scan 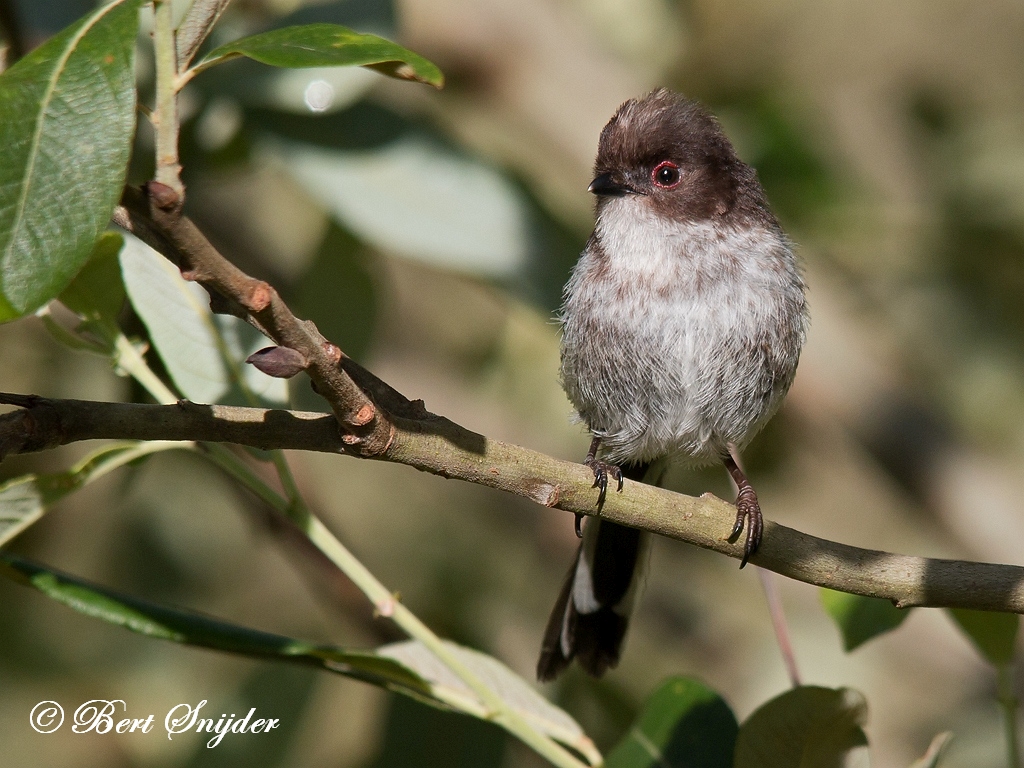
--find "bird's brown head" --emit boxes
[590,89,773,227]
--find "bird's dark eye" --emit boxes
[651,161,681,188]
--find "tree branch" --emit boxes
[3,393,1024,615]
[100,182,1024,617]
[113,185,393,450]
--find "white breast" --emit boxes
[560,197,806,465]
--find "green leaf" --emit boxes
[820,589,912,651]
[0,0,142,322]
[734,686,870,768]
[0,442,170,547]
[196,24,443,88]
[604,677,737,768]
[377,640,599,763]
[0,551,594,756]
[0,552,431,696]
[58,230,126,326]
[40,230,128,354]
[949,608,1019,667]
[4,546,594,758]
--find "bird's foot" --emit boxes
[583,455,623,514]
[728,485,763,568]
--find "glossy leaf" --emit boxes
[0,552,431,696]
[820,589,912,651]
[949,608,1019,667]
[734,686,869,768]
[0,442,169,548]
[0,0,141,322]
[378,640,599,764]
[604,677,737,768]
[196,24,443,88]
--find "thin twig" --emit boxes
[757,567,801,687]
[197,439,591,768]
[114,185,389,449]
[152,1,183,196]
[4,394,1024,615]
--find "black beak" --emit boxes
[588,173,635,197]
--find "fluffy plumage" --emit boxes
[538,89,808,681]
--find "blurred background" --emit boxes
[3,0,1024,765]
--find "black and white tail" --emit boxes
[536,462,656,681]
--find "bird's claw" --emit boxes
[583,456,623,509]
[728,486,763,569]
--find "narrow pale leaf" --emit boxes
[604,677,737,768]
[734,686,870,768]
[120,235,288,405]
[197,24,443,87]
[120,235,229,403]
[821,588,912,651]
[0,0,142,321]
[378,639,599,763]
[949,608,1019,667]
[0,442,163,547]
[0,552,431,696]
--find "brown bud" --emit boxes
[146,181,180,211]
[246,346,308,378]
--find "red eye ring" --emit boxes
[651,161,681,188]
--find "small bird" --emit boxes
[537,89,808,681]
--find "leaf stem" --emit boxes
[152,0,183,196]
[758,566,801,687]
[113,332,177,404]
[176,52,233,90]
[201,447,590,768]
